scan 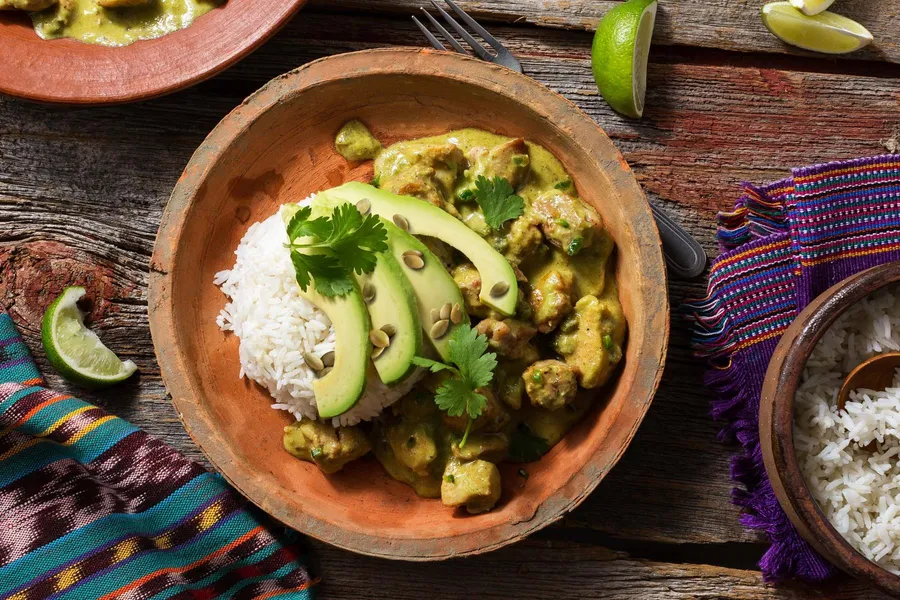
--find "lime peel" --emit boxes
[42,286,137,388]
[762,2,873,55]
[591,0,658,119]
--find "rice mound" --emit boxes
[794,283,900,573]
[215,203,414,427]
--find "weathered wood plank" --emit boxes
[309,538,891,599]
[1,16,899,599]
[309,0,900,64]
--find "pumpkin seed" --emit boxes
[430,308,441,323]
[369,329,390,348]
[440,302,451,320]
[402,249,423,259]
[430,319,450,339]
[393,214,410,232]
[356,198,371,215]
[362,282,376,303]
[380,323,397,338]
[402,253,425,270]
[490,281,510,298]
[450,303,463,324]
[319,367,333,378]
[321,351,335,367]
[372,346,385,360]
[303,352,324,371]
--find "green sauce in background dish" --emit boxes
[31,0,223,47]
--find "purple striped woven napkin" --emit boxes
[685,154,900,581]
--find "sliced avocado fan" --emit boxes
[321,182,519,317]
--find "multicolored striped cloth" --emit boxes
[0,311,319,599]
[686,154,900,582]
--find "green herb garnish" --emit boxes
[508,423,550,463]
[566,236,584,256]
[554,179,572,191]
[310,447,323,459]
[412,324,497,447]
[602,334,613,350]
[444,474,455,484]
[370,174,381,188]
[285,204,388,297]
[457,189,475,202]
[512,156,528,167]
[532,371,543,384]
[472,175,525,231]
[558,218,570,228]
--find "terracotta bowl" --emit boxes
[761,261,900,595]
[0,0,305,104]
[148,48,669,560]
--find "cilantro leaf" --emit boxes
[287,206,332,241]
[447,324,496,389]
[284,201,388,298]
[508,423,550,463]
[414,324,497,447]
[411,356,457,374]
[472,175,525,230]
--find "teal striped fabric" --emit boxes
[0,311,319,599]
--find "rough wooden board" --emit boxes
[309,538,891,599]
[0,10,898,595]
[309,0,900,64]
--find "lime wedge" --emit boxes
[789,0,836,16]
[591,0,658,119]
[42,287,137,388]
[762,3,873,54]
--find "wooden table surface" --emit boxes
[2,1,899,598]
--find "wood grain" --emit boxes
[1,6,898,597]
[310,0,900,64]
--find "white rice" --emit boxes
[794,284,900,573]
[214,201,413,427]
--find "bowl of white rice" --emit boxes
[762,261,900,595]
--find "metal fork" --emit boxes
[413,0,522,73]
[412,1,707,279]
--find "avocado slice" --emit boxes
[382,221,466,362]
[309,193,456,365]
[281,204,371,418]
[321,182,519,316]
[355,246,423,385]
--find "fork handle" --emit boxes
[650,203,708,279]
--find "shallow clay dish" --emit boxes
[149,48,669,560]
[0,0,305,104]
[761,261,900,595]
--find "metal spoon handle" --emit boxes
[650,203,707,279]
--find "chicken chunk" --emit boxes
[523,360,579,411]
[0,0,56,9]
[97,0,152,6]
[553,295,626,388]
[462,137,530,191]
[385,419,439,476]
[475,317,537,359]
[452,262,491,318]
[503,213,544,266]
[283,420,371,474]
[529,268,574,333]
[376,142,465,212]
[451,432,509,462]
[441,459,502,514]
[531,190,601,256]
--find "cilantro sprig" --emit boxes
[412,324,498,447]
[472,175,525,231]
[285,203,388,297]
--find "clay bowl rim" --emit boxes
[0,0,306,105]
[761,261,900,595]
[148,47,669,560]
